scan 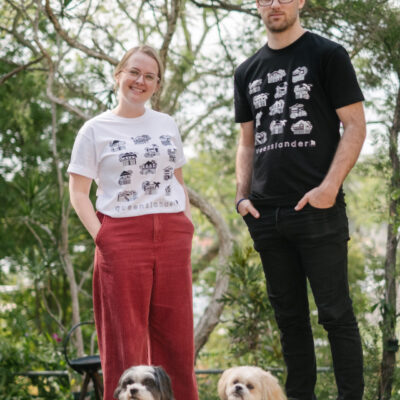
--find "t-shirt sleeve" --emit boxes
[323,45,364,110]
[67,124,98,180]
[234,70,253,123]
[170,118,186,169]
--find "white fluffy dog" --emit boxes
[114,365,174,400]
[218,366,287,400]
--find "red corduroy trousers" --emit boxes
[93,211,198,400]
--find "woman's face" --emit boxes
[115,51,160,108]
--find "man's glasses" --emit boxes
[123,68,159,83]
[258,0,294,6]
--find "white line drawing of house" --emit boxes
[248,79,262,94]
[144,144,160,157]
[292,66,308,83]
[267,69,286,84]
[109,140,126,152]
[255,131,267,145]
[119,152,138,166]
[253,93,269,109]
[117,190,137,202]
[294,83,312,100]
[270,120,287,135]
[140,160,157,175]
[118,170,133,185]
[160,135,172,145]
[255,111,263,128]
[291,120,313,134]
[132,134,151,144]
[274,82,288,98]
[163,166,174,180]
[142,181,160,195]
[289,103,308,119]
[269,99,285,116]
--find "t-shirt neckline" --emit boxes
[265,31,310,54]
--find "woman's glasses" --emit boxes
[123,68,159,83]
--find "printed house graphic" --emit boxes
[292,66,308,83]
[248,79,262,94]
[140,160,157,175]
[165,185,172,196]
[144,144,160,157]
[163,166,174,180]
[142,181,160,195]
[109,140,126,152]
[294,83,312,100]
[133,134,151,144]
[119,152,137,166]
[255,111,263,127]
[118,170,133,185]
[253,93,269,109]
[274,82,288,98]
[289,104,307,119]
[160,135,172,145]
[168,148,177,162]
[268,69,286,83]
[117,190,137,202]
[269,100,285,116]
[270,120,287,135]
[291,120,313,135]
[255,131,267,145]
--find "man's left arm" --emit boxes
[295,101,366,210]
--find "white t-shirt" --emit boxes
[67,109,187,218]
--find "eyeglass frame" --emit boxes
[257,0,294,6]
[121,67,160,83]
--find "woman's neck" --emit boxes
[112,103,146,118]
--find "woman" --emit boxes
[68,45,199,400]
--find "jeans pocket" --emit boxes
[94,214,109,246]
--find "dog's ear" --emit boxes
[154,366,175,400]
[113,383,122,400]
[260,370,287,400]
[217,369,230,400]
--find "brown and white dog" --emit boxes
[114,365,174,400]
[218,366,287,400]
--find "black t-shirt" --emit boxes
[234,31,364,207]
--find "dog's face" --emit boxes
[114,365,174,400]
[217,366,286,400]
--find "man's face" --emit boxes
[257,0,304,33]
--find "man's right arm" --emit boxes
[235,120,259,218]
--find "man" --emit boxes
[234,0,366,399]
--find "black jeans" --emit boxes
[243,203,364,400]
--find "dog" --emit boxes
[114,365,175,400]
[218,366,287,400]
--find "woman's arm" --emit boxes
[69,173,101,240]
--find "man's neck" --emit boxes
[267,24,306,50]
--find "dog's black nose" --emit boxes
[130,387,138,395]
[234,385,243,392]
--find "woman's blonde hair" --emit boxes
[113,45,164,91]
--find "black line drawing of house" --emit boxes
[274,82,288,98]
[270,120,287,135]
[168,148,177,162]
[159,135,172,145]
[292,66,308,83]
[118,170,133,185]
[142,181,160,195]
[267,69,286,84]
[248,79,262,94]
[144,144,160,157]
[269,99,285,116]
[165,185,172,196]
[255,131,267,145]
[289,103,307,119]
[291,120,313,135]
[294,83,312,100]
[253,93,269,109]
[109,140,126,152]
[255,111,263,128]
[163,166,174,180]
[132,134,151,144]
[139,160,157,175]
[117,190,137,202]
[119,152,138,166]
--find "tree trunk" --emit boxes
[378,81,400,399]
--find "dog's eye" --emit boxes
[143,378,155,387]
[124,378,134,387]
[247,384,254,390]
[233,380,239,385]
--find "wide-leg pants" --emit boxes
[93,211,199,400]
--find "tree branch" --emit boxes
[0,56,44,85]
